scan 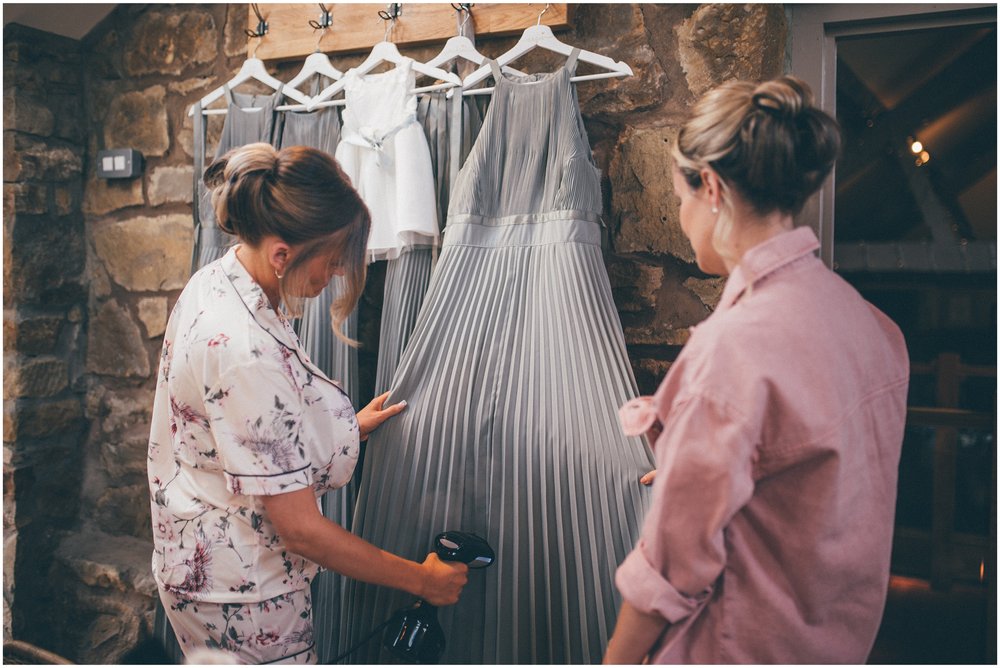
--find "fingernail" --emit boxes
[399,400,408,407]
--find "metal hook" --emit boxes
[308,4,333,30]
[452,3,472,35]
[536,3,550,25]
[378,4,402,42]
[244,3,268,39]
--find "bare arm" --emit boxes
[603,601,668,664]
[262,487,467,606]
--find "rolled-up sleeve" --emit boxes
[616,393,757,622]
[204,357,312,497]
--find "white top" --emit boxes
[147,246,360,603]
[335,57,440,262]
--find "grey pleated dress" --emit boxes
[154,85,288,665]
[341,52,655,664]
[190,85,286,272]
[374,92,489,394]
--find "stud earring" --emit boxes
[711,205,719,214]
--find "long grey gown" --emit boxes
[154,84,288,664]
[341,51,655,664]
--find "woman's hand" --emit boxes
[417,553,469,606]
[357,391,407,441]
[640,470,657,486]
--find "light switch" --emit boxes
[97,149,143,179]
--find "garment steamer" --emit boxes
[332,531,495,664]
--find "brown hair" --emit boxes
[673,75,841,218]
[204,143,370,345]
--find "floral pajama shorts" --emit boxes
[160,588,316,664]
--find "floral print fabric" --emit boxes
[148,246,360,605]
[160,587,316,664]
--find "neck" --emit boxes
[722,208,795,273]
[235,244,281,309]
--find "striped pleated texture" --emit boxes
[372,93,488,395]
[341,66,654,663]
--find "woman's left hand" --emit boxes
[357,392,408,441]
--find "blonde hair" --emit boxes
[204,143,370,346]
[673,76,841,261]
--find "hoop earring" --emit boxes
[275,269,284,280]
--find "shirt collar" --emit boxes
[718,226,821,310]
[219,245,301,351]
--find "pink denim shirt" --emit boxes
[615,227,909,663]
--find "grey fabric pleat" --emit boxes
[191,86,286,272]
[154,85,290,665]
[373,93,489,395]
[342,57,655,664]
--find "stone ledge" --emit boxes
[54,530,156,598]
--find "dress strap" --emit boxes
[487,58,503,84]
[223,83,234,104]
[566,48,581,76]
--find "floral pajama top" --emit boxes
[147,246,360,604]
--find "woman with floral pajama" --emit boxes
[147,143,468,664]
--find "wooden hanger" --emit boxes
[461,4,633,96]
[277,14,343,113]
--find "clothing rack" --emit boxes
[249,3,571,62]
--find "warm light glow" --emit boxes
[920,151,930,162]
[980,559,985,582]
[910,140,924,154]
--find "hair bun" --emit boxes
[751,77,812,120]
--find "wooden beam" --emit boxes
[249,3,572,63]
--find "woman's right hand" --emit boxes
[418,552,469,606]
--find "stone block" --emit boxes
[683,276,726,310]
[103,85,169,158]
[95,484,152,538]
[607,257,665,313]
[633,358,674,396]
[4,356,69,399]
[54,184,77,216]
[4,183,47,215]
[148,165,193,206]
[6,133,84,182]
[623,324,691,347]
[55,530,157,596]
[6,94,55,137]
[98,387,154,435]
[91,215,193,292]
[573,4,668,117]
[90,260,112,300]
[136,297,168,338]
[225,4,249,58]
[83,172,144,216]
[5,209,85,304]
[123,9,217,77]
[676,4,787,99]
[610,125,694,261]
[8,315,63,355]
[100,431,150,480]
[16,398,84,439]
[86,300,151,378]
[168,77,214,97]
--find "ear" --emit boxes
[700,168,722,211]
[265,238,292,277]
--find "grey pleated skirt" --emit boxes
[341,56,654,664]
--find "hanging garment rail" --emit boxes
[250,3,571,62]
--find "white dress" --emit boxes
[335,58,439,262]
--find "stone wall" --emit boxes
[3,4,788,661]
[3,22,89,650]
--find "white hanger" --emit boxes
[307,15,461,111]
[462,5,633,96]
[189,41,312,116]
[276,24,343,113]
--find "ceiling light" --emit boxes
[910,139,923,154]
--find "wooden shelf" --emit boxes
[249,3,572,62]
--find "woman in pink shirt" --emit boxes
[604,77,909,663]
